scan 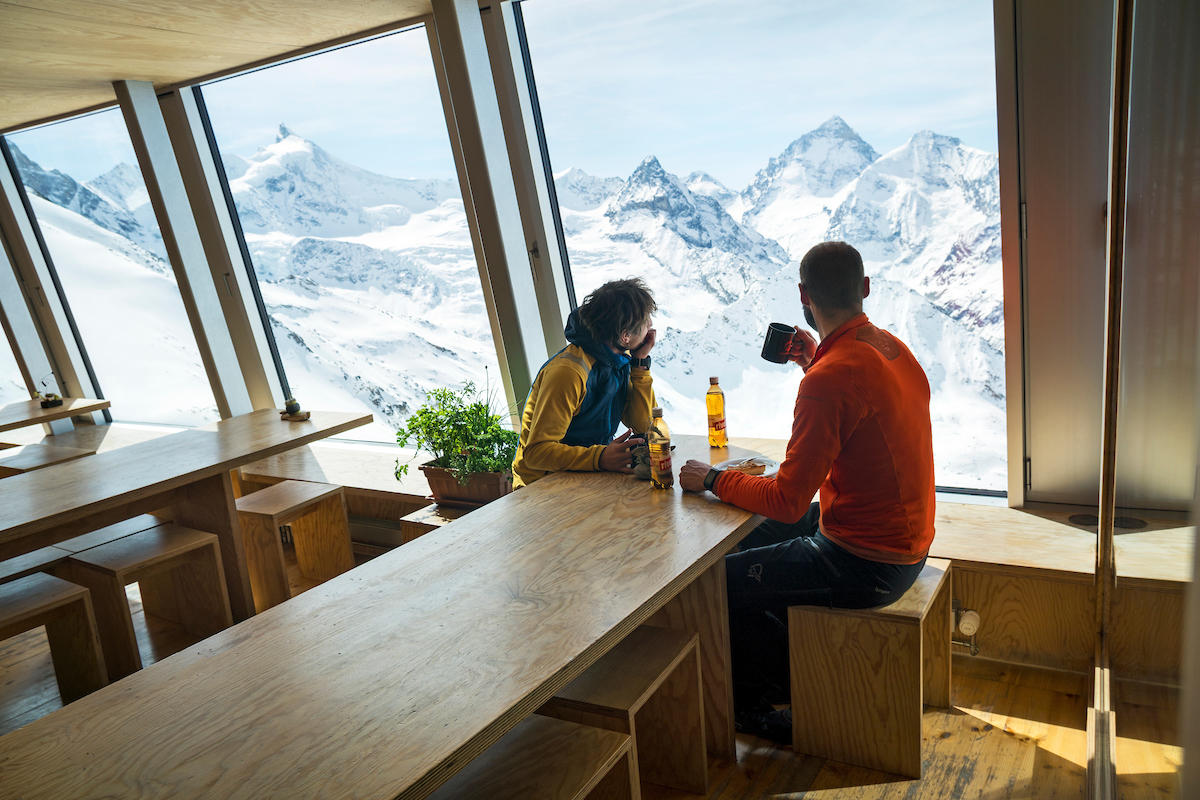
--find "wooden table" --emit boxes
[0,435,780,799]
[0,397,110,434]
[0,409,371,619]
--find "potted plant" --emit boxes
[394,381,519,507]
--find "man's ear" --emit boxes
[862,276,871,299]
[798,282,812,307]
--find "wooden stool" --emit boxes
[236,480,353,611]
[427,714,639,800]
[787,557,952,778]
[53,524,233,680]
[0,572,108,702]
[539,626,707,795]
[0,443,95,477]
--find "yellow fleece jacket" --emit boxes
[511,344,655,488]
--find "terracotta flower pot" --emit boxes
[419,461,513,508]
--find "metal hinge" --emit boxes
[1019,202,1028,241]
[1024,457,1032,491]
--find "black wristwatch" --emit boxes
[703,467,721,492]
[631,355,651,369]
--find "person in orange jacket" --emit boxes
[511,278,657,488]
[680,241,935,742]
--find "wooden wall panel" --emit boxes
[953,566,1095,673]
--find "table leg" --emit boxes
[173,472,255,621]
[647,558,736,761]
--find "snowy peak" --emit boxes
[228,124,459,236]
[867,130,998,212]
[10,144,161,257]
[742,116,879,207]
[685,171,735,206]
[87,163,147,211]
[553,167,622,211]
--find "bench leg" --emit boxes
[789,608,923,778]
[174,472,255,621]
[44,594,108,702]
[635,644,708,794]
[240,515,291,612]
[290,494,354,583]
[139,544,233,638]
[647,559,736,761]
[53,561,142,681]
[923,575,953,710]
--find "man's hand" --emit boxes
[599,429,643,473]
[679,459,712,493]
[631,328,656,360]
[786,326,817,367]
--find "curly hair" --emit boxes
[577,278,657,348]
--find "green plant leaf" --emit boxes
[395,381,518,485]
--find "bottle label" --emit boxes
[652,455,672,473]
[708,416,726,431]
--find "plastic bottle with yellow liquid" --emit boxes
[648,406,673,489]
[707,376,727,447]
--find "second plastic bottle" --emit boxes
[707,376,727,447]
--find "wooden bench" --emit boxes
[0,443,95,477]
[788,557,952,778]
[0,545,70,585]
[398,503,467,539]
[0,572,107,702]
[51,515,166,554]
[427,714,638,800]
[539,626,706,795]
[238,442,432,550]
[53,524,233,680]
[236,479,354,611]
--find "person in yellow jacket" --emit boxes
[511,278,657,488]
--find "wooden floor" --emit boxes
[643,659,1179,800]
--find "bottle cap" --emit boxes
[709,376,719,384]
[652,406,663,416]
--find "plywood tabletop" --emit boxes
[0,410,372,547]
[0,397,110,433]
[0,435,766,800]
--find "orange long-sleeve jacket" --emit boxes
[714,314,935,565]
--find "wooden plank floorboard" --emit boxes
[1114,681,1182,799]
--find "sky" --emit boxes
[8,0,998,190]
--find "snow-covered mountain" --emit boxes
[11,117,1006,487]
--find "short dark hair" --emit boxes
[577,278,657,348]
[799,241,866,311]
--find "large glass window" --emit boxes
[201,26,502,444]
[0,332,27,404]
[520,0,1005,490]
[7,110,219,425]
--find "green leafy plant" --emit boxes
[395,381,519,485]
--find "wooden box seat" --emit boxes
[788,557,952,778]
[53,523,233,680]
[236,479,354,611]
[0,572,107,702]
[539,626,707,795]
[427,714,638,800]
[397,503,467,539]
